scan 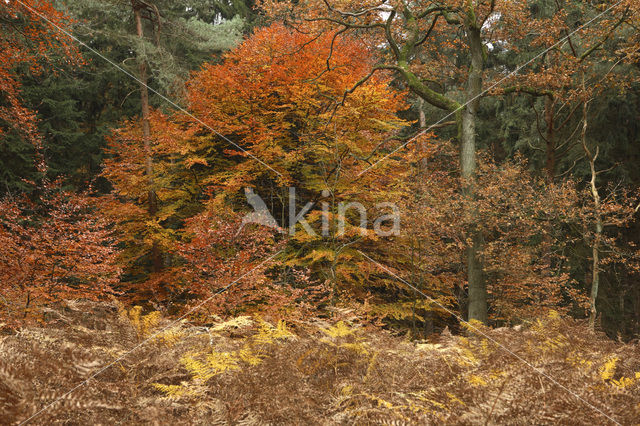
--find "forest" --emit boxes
[1,0,640,424]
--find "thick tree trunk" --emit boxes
[461,24,487,324]
[392,2,487,322]
[133,3,162,273]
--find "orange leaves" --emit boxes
[100,22,406,310]
[0,185,120,325]
[399,145,592,323]
[102,110,194,201]
[0,0,81,145]
[184,23,405,188]
[497,1,634,103]
[170,205,308,319]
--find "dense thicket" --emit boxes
[1,0,640,339]
[3,301,640,424]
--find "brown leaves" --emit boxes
[0,184,120,325]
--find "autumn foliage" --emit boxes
[3,1,640,424]
[0,184,119,325]
[3,302,640,424]
[0,0,81,175]
[99,23,408,311]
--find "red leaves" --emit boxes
[0,184,120,325]
[164,206,310,320]
[0,1,81,154]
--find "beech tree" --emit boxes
[99,110,195,299]
[265,0,527,322]
[264,0,640,324]
[0,183,120,324]
[493,0,639,328]
[95,0,244,292]
[182,22,406,289]
[496,0,634,180]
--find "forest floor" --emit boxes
[1,301,639,425]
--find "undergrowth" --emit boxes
[1,301,639,424]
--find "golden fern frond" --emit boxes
[181,350,241,383]
[322,321,354,339]
[254,319,295,344]
[211,316,253,332]
[151,383,199,400]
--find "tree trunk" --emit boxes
[390,2,488,322]
[588,161,602,329]
[133,3,162,273]
[544,95,556,180]
[461,23,487,323]
[580,88,600,329]
[418,98,429,170]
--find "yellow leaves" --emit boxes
[151,383,198,400]
[546,310,561,320]
[340,384,354,396]
[339,342,370,357]
[611,376,636,389]
[322,321,354,339]
[302,247,336,264]
[155,347,246,400]
[467,374,488,387]
[528,313,570,354]
[365,393,394,409]
[598,357,640,390]
[211,315,253,332]
[455,347,480,367]
[568,353,593,370]
[446,392,466,407]
[181,350,241,384]
[461,318,487,333]
[140,311,162,337]
[156,327,185,347]
[600,357,618,381]
[410,391,447,410]
[120,305,162,339]
[238,344,264,366]
[446,336,491,368]
[254,318,295,344]
[466,369,505,388]
[364,299,440,322]
[148,312,640,421]
[157,317,295,401]
[290,229,317,243]
[319,321,372,356]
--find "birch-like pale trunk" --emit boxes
[581,97,602,329]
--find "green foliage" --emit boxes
[0,0,246,195]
